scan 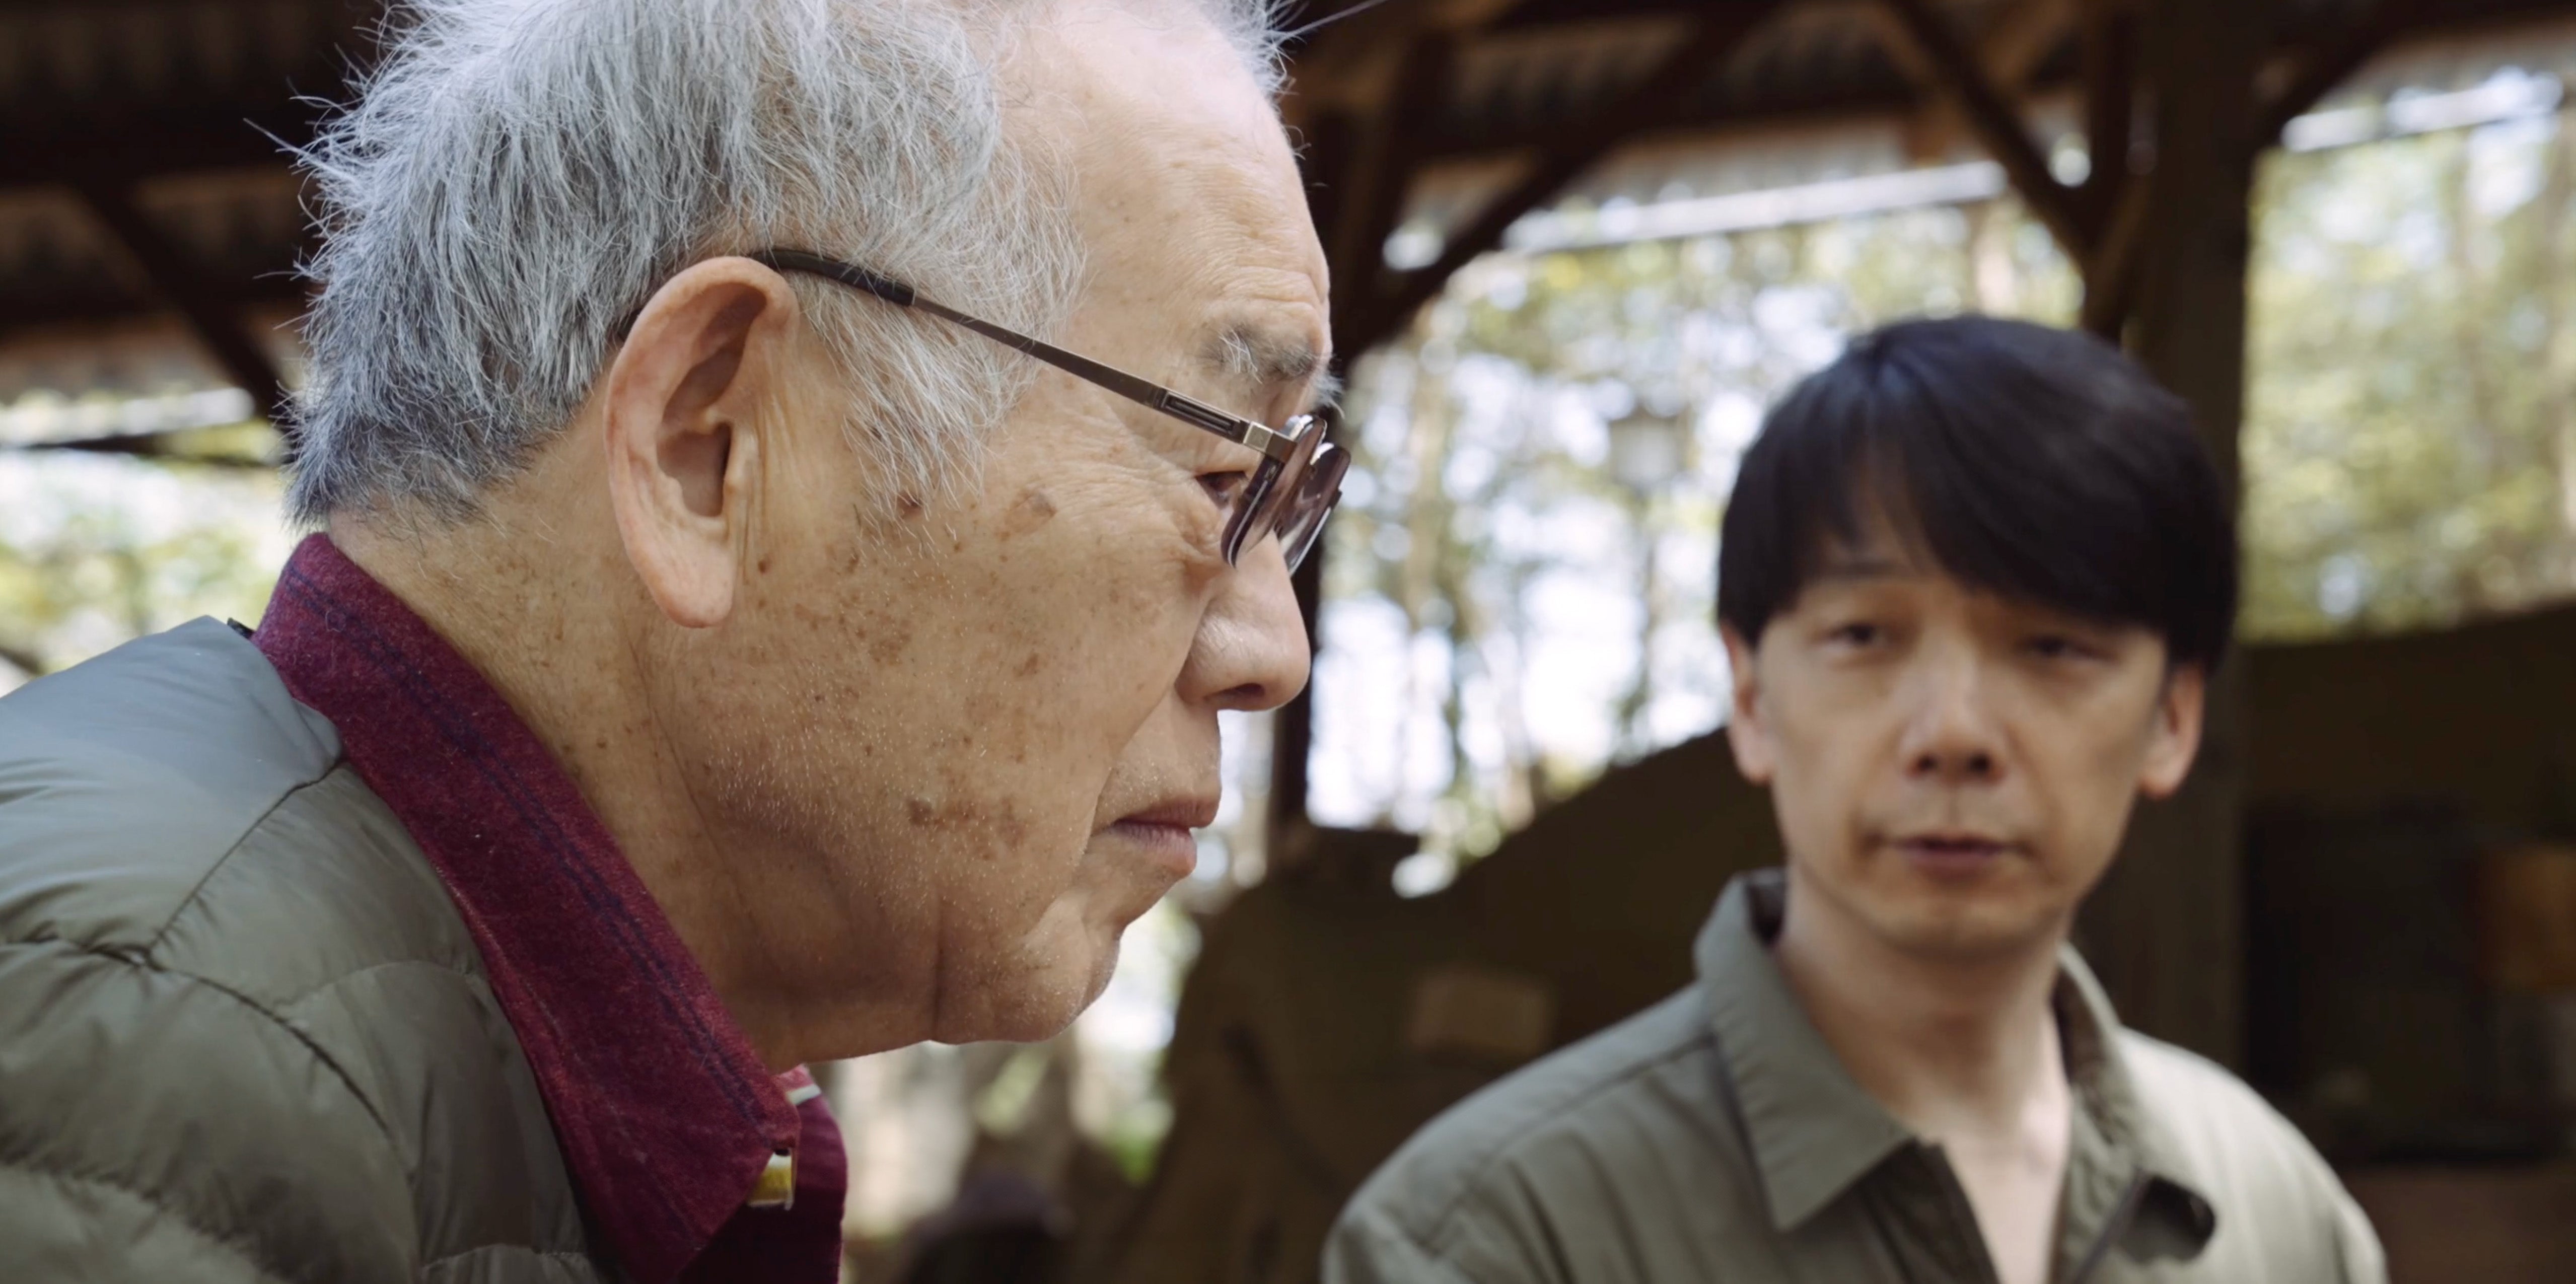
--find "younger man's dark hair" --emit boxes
[1716,315,2238,670]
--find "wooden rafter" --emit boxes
[2077,173,2153,335]
[71,179,290,427]
[2255,0,2436,142]
[0,273,308,341]
[1284,0,1517,128]
[0,104,321,192]
[2076,0,2134,226]
[1340,0,1791,358]
[2,432,275,469]
[1326,35,1461,345]
[1900,0,2080,160]
[1875,0,2091,256]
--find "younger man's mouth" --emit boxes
[1891,833,2017,875]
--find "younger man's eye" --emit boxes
[1827,621,1884,648]
[2025,634,2084,660]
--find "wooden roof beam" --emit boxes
[0,105,319,192]
[1284,0,1518,132]
[1324,35,1462,343]
[72,178,290,427]
[2255,0,2436,143]
[2076,0,2133,214]
[1873,0,2093,258]
[1899,0,2080,160]
[2072,0,2142,335]
[0,273,309,341]
[1341,0,1791,357]
[2,431,275,469]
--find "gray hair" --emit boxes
[288,0,1286,523]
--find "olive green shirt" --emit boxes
[1325,871,2385,1283]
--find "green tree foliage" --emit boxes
[2245,111,2576,636]
[0,457,285,683]
[1321,110,2576,865]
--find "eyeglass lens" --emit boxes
[1276,444,1349,572]
[1227,410,1345,574]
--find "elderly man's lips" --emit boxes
[1893,835,2015,879]
[1110,820,1198,878]
[1122,797,1222,829]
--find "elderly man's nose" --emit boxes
[1184,541,1313,711]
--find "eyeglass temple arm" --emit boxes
[751,249,1301,463]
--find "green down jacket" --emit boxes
[0,619,610,1282]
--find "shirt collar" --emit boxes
[1695,868,2217,1248]
[254,534,806,1284]
[2054,948,2221,1251]
[1694,870,1916,1231]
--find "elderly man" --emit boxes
[0,1,1334,1280]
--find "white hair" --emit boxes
[288,0,1285,523]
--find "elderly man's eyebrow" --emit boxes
[1205,321,1341,408]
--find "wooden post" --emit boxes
[2074,0,2266,1068]
[1268,30,1454,852]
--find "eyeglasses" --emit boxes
[746,248,1347,572]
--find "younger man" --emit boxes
[1326,317,2383,1283]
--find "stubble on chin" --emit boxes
[1806,847,2067,963]
[928,898,1127,1043]
[1856,882,2071,962]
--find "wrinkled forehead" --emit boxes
[1004,0,1329,359]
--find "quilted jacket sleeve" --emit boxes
[0,936,418,1283]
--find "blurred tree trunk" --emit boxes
[1437,537,1483,831]
[2077,0,2266,1068]
[1968,199,2022,314]
[2537,118,2576,580]
[1387,356,1458,826]
[1495,561,1546,828]
[2440,140,2504,483]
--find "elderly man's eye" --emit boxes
[1198,470,1253,505]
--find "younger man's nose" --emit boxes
[1899,653,2005,784]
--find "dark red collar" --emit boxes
[255,534,844,1284]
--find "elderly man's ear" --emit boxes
[601,257,803,629]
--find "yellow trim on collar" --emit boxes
[748,1150,796,1210]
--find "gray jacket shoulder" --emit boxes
[0,620,596,1283]
[1329,987,1746,1281]
[0,619,487,1016]
[1,618,343,948]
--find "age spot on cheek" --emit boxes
[1001,486,1058,540]
[866,618,912,666]
[903,795,1035,861]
